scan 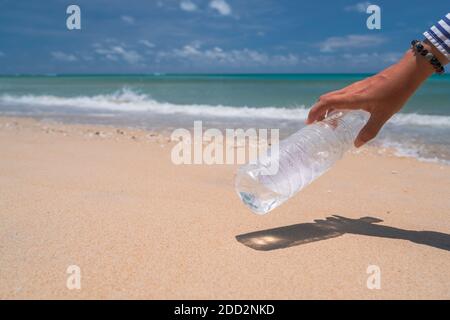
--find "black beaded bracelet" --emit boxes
[411,40,445,74]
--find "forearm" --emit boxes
[395,47,435,91]
[379,40,448,98]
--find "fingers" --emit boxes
[354,114,386,148]
[306,100,330,124]
[306,95,358,124]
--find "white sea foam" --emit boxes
[379,140,450,165]
[0,89,309,120]
[1,88,450,128]
[391,113,450,128]
[1,88,450,164]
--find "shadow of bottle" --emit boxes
[236,215,450,252]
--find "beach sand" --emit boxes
[0,116,449,299]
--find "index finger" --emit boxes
[306,100,331,124]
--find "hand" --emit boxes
[306,41,447,147]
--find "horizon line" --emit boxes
[0,72,378,77]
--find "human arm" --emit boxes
[307,14,450,147]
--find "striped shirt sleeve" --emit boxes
[423,13,450,61]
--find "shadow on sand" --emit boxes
[236,215,450,252]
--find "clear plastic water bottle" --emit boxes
[235,110,370,215]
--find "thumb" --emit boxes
[354,114,385,148]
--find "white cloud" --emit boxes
[209,0,232,16]
[158,43,298,67]
[180,0,197,12]
[298,52,402,68]
[139,40,156,48]
[51,51,78,62]
[344,2,371,13]
[121,15,135,25]
[317,34,386,52]
[341,52,401,64]
[94,44,143,64]
[81,55,94,61]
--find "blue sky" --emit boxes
[0,0,448,74]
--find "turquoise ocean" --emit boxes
[0,74,449,163]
